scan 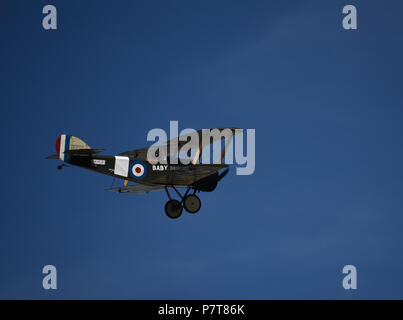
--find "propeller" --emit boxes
[218,168,229,181]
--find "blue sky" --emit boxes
[1,0,403,299]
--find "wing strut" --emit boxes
[192,140,203,165]
[220,135,233,163]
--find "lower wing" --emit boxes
[107,184,167,194]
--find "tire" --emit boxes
[183,194,201,214]
[164,199,183,219]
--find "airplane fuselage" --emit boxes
[65,153,222,191]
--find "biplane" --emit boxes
[47,128,238,219]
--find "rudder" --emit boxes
[56,134,91,161]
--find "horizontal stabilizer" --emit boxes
[63,148,105,155]
[46,154,59,159]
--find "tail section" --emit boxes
[56,134,90,161]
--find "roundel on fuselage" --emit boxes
[129,161,148,179]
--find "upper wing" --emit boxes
[107,184,166,194]
[119,127,241,162]
[166,127,240,150]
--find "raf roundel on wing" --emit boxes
[130,161,147,179]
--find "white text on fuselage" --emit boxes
[152,165,184,171]
[152,165,168,171]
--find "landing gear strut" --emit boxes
[164,187,201,218]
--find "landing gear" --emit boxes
[183,194,201,213]
[164,187,201,218]
[164,199,183,219]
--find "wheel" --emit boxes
[183,194,201,214]
[164,200,183,219]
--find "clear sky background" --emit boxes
[1,0,402,299]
